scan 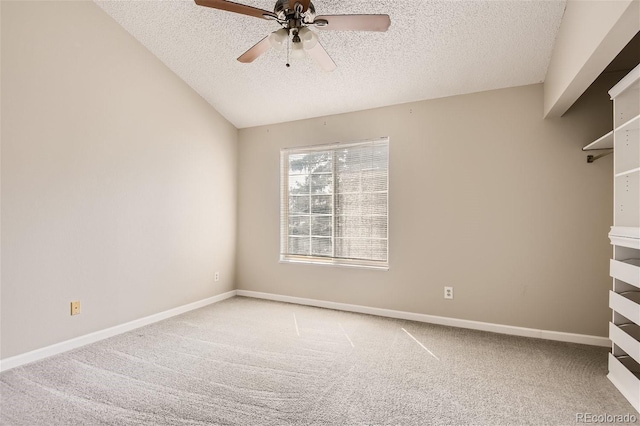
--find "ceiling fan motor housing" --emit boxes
[274,0,315,24]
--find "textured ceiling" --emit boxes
[95,0,566,128]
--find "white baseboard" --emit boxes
[236,290,611,348]
[0,290,237,372]
[1,288,610,373]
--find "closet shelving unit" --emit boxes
[606,63,640,412]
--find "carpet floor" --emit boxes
[1,296,638,425]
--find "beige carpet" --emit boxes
[1,296,638,425]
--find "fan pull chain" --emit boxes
[286,35,291,68]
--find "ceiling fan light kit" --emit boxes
[298,27,318,50]
[194,0,391,72]
[268,28,288,50]
[290,41,306,60]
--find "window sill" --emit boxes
[279,256,389,271]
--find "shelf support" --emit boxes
[587,149,613,163]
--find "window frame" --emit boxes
[279,138,389,270]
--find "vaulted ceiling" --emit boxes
[96,0,566,128]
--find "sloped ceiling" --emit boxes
[95,0,566,128]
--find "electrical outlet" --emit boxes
[215,272,220,282]
[70,301,81,315]
[444,287,454,300]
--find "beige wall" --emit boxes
[543,0,639,117]
[0,0,623,361]
[1,1,237,358]
[237,81,616,337]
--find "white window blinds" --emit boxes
[280,138,389,269]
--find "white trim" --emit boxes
[236,290,611,348]
[281,137,389,153]
[280,138,390,270]
[609,235,640,250]
[610,226,640,239]
[279,258,389,271]
[0,290,237,372]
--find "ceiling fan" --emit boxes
[194,0,391,72]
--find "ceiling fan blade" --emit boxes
[305,41,337,72]
[237,36,271,63]
[194,0,277,20]
[288,0,311,12]
[313,14,391,32]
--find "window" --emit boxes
[280,138,389,269]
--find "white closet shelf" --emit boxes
[615,114,640,132]
[616,353,640,376]
[608,353,640,410]
[611,236,640,250]
[610,259,640,289]
[583,131,614,151]
[610,291,640,325]
[615,167,640,178]
[611,322,640,364]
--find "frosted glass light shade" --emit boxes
[269,29,288,50]
[290,42,306,59]
[298,27,318,50]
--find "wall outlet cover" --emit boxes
[444,287,454,300]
